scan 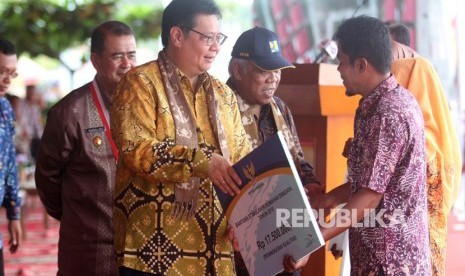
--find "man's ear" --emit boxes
[90,52,99,69]
[232,62,244,81]
[355,58,368,73]
[170,26,183,48]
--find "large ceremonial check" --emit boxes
[216,132,324,276]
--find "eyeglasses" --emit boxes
[179,26,227,46]
[0,69,18,79]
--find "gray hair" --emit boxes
[228,58,250,78]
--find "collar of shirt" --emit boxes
[176,68,209,93]
[258,101,272,121]
[358,74,398,117]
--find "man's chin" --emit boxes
[260,98,272,105]
[345,89,356,97]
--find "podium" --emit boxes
[275,63,360,276]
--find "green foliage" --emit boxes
[116,4,162,41]
[0,0,115,59]
[0,0,162,63]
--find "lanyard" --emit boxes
[89,82,119,161]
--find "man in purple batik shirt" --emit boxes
[346,74,430,275]
[283,16,431,276]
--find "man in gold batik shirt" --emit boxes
[110,0,250,275]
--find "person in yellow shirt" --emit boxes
[392,57,462,276]
[110,0,250,275]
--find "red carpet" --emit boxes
[0,194,58,276]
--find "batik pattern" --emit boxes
[348,76,431,276]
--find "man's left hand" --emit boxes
[207,153,242,196]
[304,182,325,195]
[283,254,309,273]
[8,219,21,253]
[227,226,240,251]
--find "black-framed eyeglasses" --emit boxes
[179,26,227,46]
[0,69,18,79]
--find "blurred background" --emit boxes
[2,0,463,141]
[1,0,462,112]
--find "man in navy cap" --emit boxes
[226,27,323,275]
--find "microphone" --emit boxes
[314,40,338,63]
[351,0,369,17]
[312,0,369,64]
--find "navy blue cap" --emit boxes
[231,27,295,71]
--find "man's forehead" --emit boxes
[103,34,136,52]
[109,50,136,55]
[336,51,348,60]
[192,14,219,28]
[0,52,18,68]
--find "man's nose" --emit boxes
[121,55,135,68]
[209,39,221,51]
[1,75,12,84]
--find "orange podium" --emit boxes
[275,63,360,276]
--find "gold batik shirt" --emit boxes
[110,60,250,275]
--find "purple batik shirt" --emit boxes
[347,75,431,276]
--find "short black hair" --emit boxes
[90,21,134,55]
[0,38,17,55]
[161,0,222,47]
[335,16,392,74]
[387,22,411,47]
